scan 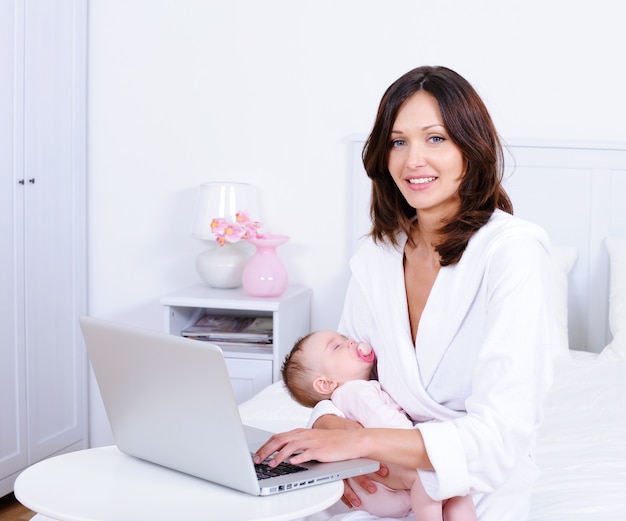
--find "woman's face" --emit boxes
[387,90,465,219]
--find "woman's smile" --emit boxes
[407,176,438,188]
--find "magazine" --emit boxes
[181,314,273,343]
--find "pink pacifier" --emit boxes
[356,342,376,363]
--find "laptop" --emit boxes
[79,316,379,496]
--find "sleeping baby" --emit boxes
[281,330,476,520]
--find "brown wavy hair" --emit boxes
[362,65,513,266]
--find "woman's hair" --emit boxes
[362,65,513,266]
[281,333,327,408]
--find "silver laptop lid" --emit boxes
[80,315,262,494]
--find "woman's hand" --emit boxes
[341,464,390,508]
[253,427,365,467]
[342,477,363,508]
[253,413,366,466]
[252,426,389,509]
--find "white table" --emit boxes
[14,446,343,521]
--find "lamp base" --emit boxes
[196,243,251,289]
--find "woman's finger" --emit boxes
[252,428,308,465]
[341,479,361,508]
[348,473,378,495]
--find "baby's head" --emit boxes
[281,330,375,408]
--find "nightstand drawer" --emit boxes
[225,358,273,404]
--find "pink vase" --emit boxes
[242,234,289,297]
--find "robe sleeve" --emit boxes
[417,232,554,499]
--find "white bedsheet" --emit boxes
[239,351,626,521]
[528,352,626,520]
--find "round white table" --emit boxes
[14,446,344,521]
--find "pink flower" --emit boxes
[211,211,263,245]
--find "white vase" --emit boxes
[195,242,251,289]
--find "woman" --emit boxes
[254,66,555,520]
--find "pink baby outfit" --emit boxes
[332,379,415,518]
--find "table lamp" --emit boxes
[191,182,259,288]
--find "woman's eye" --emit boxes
[390,139,405,148]
[429,136,444,144]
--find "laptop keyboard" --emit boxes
[254,458,308,480]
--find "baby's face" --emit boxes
[304,330,374,385]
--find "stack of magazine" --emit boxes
[181,314,273,350]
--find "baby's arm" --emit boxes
[331,380,414,429]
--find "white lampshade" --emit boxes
[192,182,260,240]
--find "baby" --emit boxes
[281,330,476,520]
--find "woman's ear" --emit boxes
[313,376,338,397]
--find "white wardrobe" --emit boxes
[0,0,88,496]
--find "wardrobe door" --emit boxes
[0,1,87,495]
[0,0,28,495]
[23,0,88,463]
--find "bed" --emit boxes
[239,139,626,520]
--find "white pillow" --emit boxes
[606,237,626,338]
[551,246,578,357]
[600,237,626,360]
[238,381,310,433]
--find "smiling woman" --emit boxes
[251,65,555,521]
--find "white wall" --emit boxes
[87,0,626,445]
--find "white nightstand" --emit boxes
[160,284,311,403]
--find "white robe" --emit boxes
[311,210,555,521]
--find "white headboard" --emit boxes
[350,138,626,353]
